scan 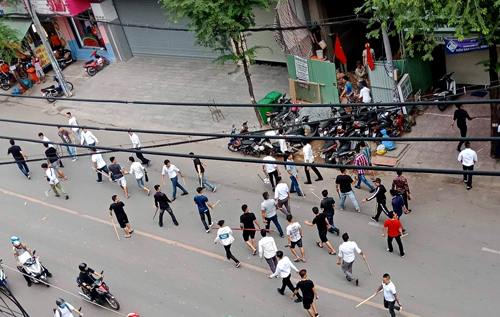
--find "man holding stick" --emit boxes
[304,207,337,255]
[240,204,261,255]
[263,150,280,191]
[292,269,320,317]
[109,195,134,238]
[335,168,360,212]
[214,220,241,268]
[190,152,216,192]
[372,273,402,316]
[320,190,339,235]
[337,233,365,286]
[91,148,111,184]
[108,157,130,198]
[269,250,303,303]
[261,191,284,238]
[275,177,291,216]
[153,185,178,227]
[258,229,278,272]
[194,187,214,233]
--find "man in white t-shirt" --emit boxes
[129,156,151,195]
[337,232,366,286]
[286,215,306,263]
[358,81,372,103]
[38,132,54,148]
[263,152,281,191]
[278,128,288,154]
[373,273,402,317]
[90,148,111,184]
[128,130,150,166]
[66,112,80,143]
[54,298,83,317]
[42,163,69,199]
[161,159,188,200]
[301,141,323,184]
[274,176,291,216]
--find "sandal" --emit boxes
[316,242,323,248]
[293,258,301,262]
[129,229,134,234]
[329,251,337,255]
[126,195,131,199]
[124,235,131,238]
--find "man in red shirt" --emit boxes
[383,211,405,257]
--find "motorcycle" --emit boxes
[41,76,74,103]
[265,93,291,124]
[227,123,261,157]
[0,73,11,91]
[0,259,8,289]
[433,72,456,111]
[84,50,110,76]
[54,48,77,70]
[16,58,30,79]
[268,105,300,129]
[17,250,50,287]
[77,271,120,310]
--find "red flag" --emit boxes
[334,34,347,64]
[366,43,375,70]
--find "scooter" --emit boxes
[41,76,74,103]
[17,250,50,287]
[77,271,120,310]
[83,50,110,76]
[433,72,456,111]
[54,48,77,70]
[0,259,8,289]
[227,124,261,157]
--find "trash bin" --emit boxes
[257,91,283,124]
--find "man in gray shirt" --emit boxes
[261,191,284,238]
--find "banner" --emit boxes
[34,44,50,68]
[294,56,309,82]
[445,38,489,54]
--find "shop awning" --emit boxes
[1,18,32,41]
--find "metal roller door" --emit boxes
[114,0,218,58]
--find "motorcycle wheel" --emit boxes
[67,82,74,91]
[0,81,10,91]
[437,104,448,111]
[250,148,261,158]
[403,122,412,133]
[105,295,120,310]
[227,144,238,152]
[44,92,56,103]
[103,57,110,66]
[87,67,97,76]
[269,117,283,129]
[19,71,28,79]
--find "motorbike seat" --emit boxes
[266,111,280,116]
[241,139,254,146]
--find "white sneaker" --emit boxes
[209,222,214,227]
[27,174,31,180]
[212,187,217,193]
[205,229,210,233]
[72,158,77,161]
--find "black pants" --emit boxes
[280,274,302,299]
[159,207,178,227]
[457,125,467,150]
[373,201,389,221]
[223,244,239,263]
[136,147,150,165]
[387,235,404,256]
[384,299,401,317]
[268,170,279,189]
[304,165,322,183]
[199,210,212,230]
[17,266,31,283]
[401,191,409,210]
[462,164,473,187]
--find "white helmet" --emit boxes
[11,236,21,247]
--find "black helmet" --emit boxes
[56,298,65,306]
[78,263,87,271]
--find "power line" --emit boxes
[2,135,499,176]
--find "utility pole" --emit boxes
[25,0,72,97]
[381,25,400,103]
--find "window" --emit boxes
[70,9,106,50]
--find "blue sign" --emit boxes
[445,38,489,54]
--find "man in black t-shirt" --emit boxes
[44,142,66,180]
[7,139,30,179]
[292,269,320,317]
[320,189,340,235]
[109,195,134,238]
[78,263,104,301]
[335,168,361,212]
[190,152,216,192]
[240,204,261,255]
[305,207,337,256]
[451,103,475,151]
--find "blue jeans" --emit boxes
[65,145,77,159]
[136,177,145,188]
[289,175,302,195]
[200,173,214,190]
[16,161,30,177]
[356,174,375,190]
[265,214,284,236]
[325,214,339,233]
[340,190,360,211]
[170,175,188,199]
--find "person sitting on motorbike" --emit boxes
[78,263,104,302]
[11,236,52,287]
[54,298,83,317]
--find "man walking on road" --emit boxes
[109,195,134,238]
[390,189,407,233]
[304,207,337,255]
[287,215,306,263]
[363,178,389,222]
[285,151,303,196]
[258,229,278,272]
[320,190,340,235]
[44,143,67,180]
[451,103,475,151]
[153,185,178,227]
[391,171,411,212]
[194,187,214,232]
[269,250,303,302]
[275,176,291,216]
[458,141,477,190]
[354,148,375,192]
[263,151,281,191]
[214,220,241,268]
[383,212,405,257]
[292,269,320,317]
[190,152,216,192]
[240,204,261,255]
[128,130,150,166]
[129,157,151,196]
[66,112,80,143]
[373,273,403,317]
[80,128,98,147]
[261,191,284,238]
[335,168,360,212]
[7,139,30,179]
[91,148,111,184]
[301,140,323,184]
[359,141,375,180]
[337,233,365,286]
[38,133,54,148]
[42,163,69,199]
[57,126,78,161]
[109,157,129,198]
[161,159,188,201]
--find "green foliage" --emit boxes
[0,19,22,64]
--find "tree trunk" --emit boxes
[488,43,499,158]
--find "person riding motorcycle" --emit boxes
[11,236,52,287]
[54,298,83,317]
[78,263,104,302]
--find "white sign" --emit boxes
[397,73,412,114]
[294,56,309,82]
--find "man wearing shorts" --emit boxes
[129,156,151,196]
[193,187,214,233]
[286,215,306,263]
[108,157,130,199]
[240,204,261,255]
[109,195,134,238]
[304,207,337,255]
[292,269,320,317]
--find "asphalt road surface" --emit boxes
[0,105,499,317]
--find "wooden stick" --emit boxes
[182,177,186,186]
[91,166,110,178]
[110,217,121,241]
[295,179,306,199]
[212,228,276,232]
[211,199,221,208]
[152,208,158,220]
[311,192,322,201]
[363,257,372,275]
[356,290,381,308]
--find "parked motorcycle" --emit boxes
[54,48,77,69]
[227,123,261,157]
[77,271,120,310]
[268,105,300,129]
[17,250,50,287]
[41,76,74,103]
[16,58,30,79]
[84,50,110,76]
[433,72,456,111]
[265,93,291,124]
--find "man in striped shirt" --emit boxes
[353,148,375,192]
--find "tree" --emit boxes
[160,0,275,126]
[358,0,500,157]
[0,19,30,91]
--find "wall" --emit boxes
[445,47,500,85]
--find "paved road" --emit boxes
[0,105,499,316]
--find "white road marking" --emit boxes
[482,247,500,255]
[368,222,383,228]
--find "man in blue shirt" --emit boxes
[341,75,355,102]
[285,151,302,196]
[194,187,214,232]
[390,189,406,233]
